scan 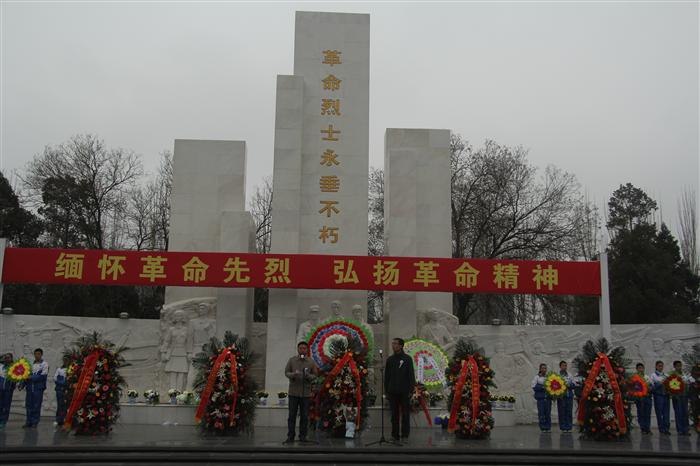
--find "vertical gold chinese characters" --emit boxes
[318,49,344,244]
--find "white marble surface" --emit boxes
[2,314,696,422]
[166,139,255,361]
[456,323,699,424]
[166,138,251,304]
[265,12,371,395]
[384,129,452,352]
[117,404,517,427]
[0,313,161,415]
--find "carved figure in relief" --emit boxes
[297,305,321,344]
[418,308,458,354]
[160,310,190,392]
[330,300,344,319]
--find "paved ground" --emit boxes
[1,419,698,465]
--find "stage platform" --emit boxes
[1,420,698,465]
[117,403,517,427]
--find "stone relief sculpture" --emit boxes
[188,302,216,355]
[159,297,216,389]
[160,310,190,392]
[418,308,458,355]
[351,304,376,385]
[297,305,321,345]
[13,320,30,357]
[1,309,694,421]
[330,300,344,319]
[351,304,373,340]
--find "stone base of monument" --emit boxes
[118,404,516,427]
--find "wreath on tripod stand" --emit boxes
[191,331,258,434]
[446,338,495,439]
[312,331,369,438]
[572,338,631,441]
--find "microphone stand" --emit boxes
[366,350,401,447]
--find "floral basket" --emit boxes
[144,389,160,405]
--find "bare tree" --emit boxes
[678,186,698,274]
[249,176,273,254]
[368,167,384,256]
[125,150,172,251]
[248,177,273,322]
[153,150,173,250]
[367,167,384,322]
[450,135,595,323]
[126,182,156,250]
[23,134,142,249]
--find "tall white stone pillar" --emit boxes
[265,12,370,394]
[166,139,254,338]
[384,129,452,350]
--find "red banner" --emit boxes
[1,247,601,296]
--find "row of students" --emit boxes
[532,360,694,435]
[647,360,692,435]
[0,349,70,429]
[531,361,576,433]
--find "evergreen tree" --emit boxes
[0,171,42,246]
[606,184,699,323]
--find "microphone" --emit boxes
[300,353,306,359]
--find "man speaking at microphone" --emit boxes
[284,341,317,443]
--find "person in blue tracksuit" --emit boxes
[532,363,551,433]
[650,360,671,435]
[634,363,653,435]
[0,353,17,429]
[54,356,70,426]
[557,361,575,433]
[22,348,49,428]
[671,360,691,436]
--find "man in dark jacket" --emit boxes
[384,338,415,441]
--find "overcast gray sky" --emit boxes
[2,1,698,238]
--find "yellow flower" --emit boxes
[544,373,567,398]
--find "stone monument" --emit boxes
[165,138,256,350]
[264,11,370,394]
[384,129,452,350]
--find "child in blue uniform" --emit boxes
[557,361,575,433]
[671,360,691,436]
[650,360,671,435]
[532,363,551,433]
[22,348,48,428]
[0,353,17,429]
[54,356,70,426]
[634,363,653,435]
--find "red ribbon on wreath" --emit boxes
[63,350,99,430]
[576,352,627,434]
[318,351,363,427]
[414,386,433,426]
[195,347,240,426]
[448,356,480,433]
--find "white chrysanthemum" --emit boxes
[322,334,348,358]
